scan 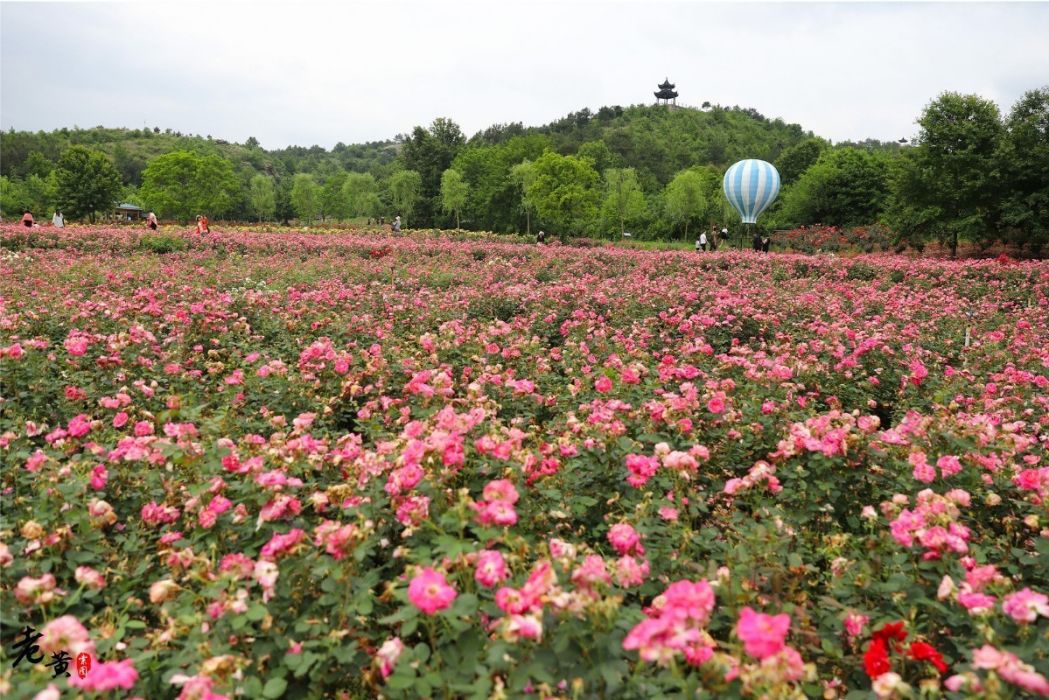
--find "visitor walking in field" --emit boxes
[761,235,770,253]
[52,210,64,228]
[21,210,34,227]
[147,211,158,230]
[392,215,402,233]
[697,230,708,251]
[196,215,210,235]
[537,230,547,244]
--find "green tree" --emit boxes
[112,143,147,186]
[775,138,828,185]
[602,168,646,237]
[248,174,276,222]
[440,168,468,229]
[509,159,538,236]
[54,146,122,221]
[0,176,15,218]
[452,134,550,234]
[577,140,621,175]
[0,172,60,220]
[890,92,1003,256]
[998,87,1049,253]
[20,151,55,179]
[140,151,239,222]
[528,151,601,237]
[24,173,59,218]
[664,170,707,240]
[776,147,892,227]
[319,172,348,221]
[275,176,294,224]
[387,170,422,225]
[342,173,381,218]
[399,118,465,226]
[290,173,320,224]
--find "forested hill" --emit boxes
[0,126,401,186]
[492,104,814,187]
[1,101,900,233]
[1,103,820,188]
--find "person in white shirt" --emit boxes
[697,231,708,251]
[52,210,64,228]
[146,211,158,230]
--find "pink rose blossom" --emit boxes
[958,591,997,615]
[495,586,528,615]
[843,612,868,640]
[39,615,94,655]
[737,607,791,660]
[69,658,138,692]
[482,479,519,504]
[503,614,543,642]
[408,567,457,615]
[972,645,1049,695]
[937,455,962,478]
[1002,588,1049,623]
[607,523,643,556]
[614,555,650,587]
[376,637,405,679]
[74,566,106,590]
[475,550,508,588]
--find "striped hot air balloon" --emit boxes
[723,159,781,224]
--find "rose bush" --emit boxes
[1,224,1046,699]
[775,224,896,254]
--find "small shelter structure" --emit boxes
[114,203,145,221]
[655,78,678,106]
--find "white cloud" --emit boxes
[2,1,1047,148]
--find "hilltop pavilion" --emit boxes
[655,79,678,106]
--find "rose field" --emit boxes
[1,225,1048,700]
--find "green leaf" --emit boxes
[333,642,359,664]
[452,593,479,617]
[820,638,841,658]
[241,677,263,696]
[247,604,268,621]
[292,652,319,678]
[262,678,287,698]
[600,662,623,690]
[386,673,415,690]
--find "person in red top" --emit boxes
[196,214,210,235]
[201,215,210,234]
[21,210,34,228]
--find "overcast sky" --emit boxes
[2,1,1047,149]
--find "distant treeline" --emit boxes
[2,89,1046,254]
